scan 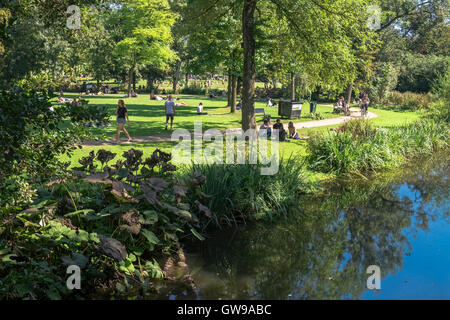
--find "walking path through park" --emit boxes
[83,106,378,146]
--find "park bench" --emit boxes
[255,108,271,122]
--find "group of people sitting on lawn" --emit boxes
[259,118,300,141]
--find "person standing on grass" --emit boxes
[165,95,177,130]
[115,99,132,142]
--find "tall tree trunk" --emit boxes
[346,83,353,106]
[127,68,132,97]
[173,60,181,94]
[231,74,237,113]
[132,71,136,91]
[237,76,242,97]
[242,0,257,131]
[227,71,233,107]
[147,75,154,91]
[291,73,296,101]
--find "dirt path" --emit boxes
[83,107,377,146]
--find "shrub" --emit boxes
[307,119,449,175]
[367,62,400,105]
[0,88,88,176]
[189,158,308,226]
[385,91,433,110]
[0,88,91,208]
[0,148,212,299]
[180,82,207,95]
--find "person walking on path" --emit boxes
[115,99,132,142]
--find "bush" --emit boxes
[433,67,450,106]
[307,119,449,175]
[180,82,207,95]
[0,148,212,299]
[189,158,308,225]
[367,62,400,106]
[0,88,90,208]
[384,91,433,111]
[67,100,110,126]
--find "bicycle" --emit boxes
[360,104,368,118]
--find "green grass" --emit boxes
[59,93,428,178]
[61,93,339,138]
[369,107,422,127]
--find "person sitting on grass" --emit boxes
[115,99,132,143]
[273,119,287,141]
[197,103,208,115]
[288,122,300,140]
[259,119,272,138]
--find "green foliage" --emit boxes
[189,158,309,225]
[67,100,110,126]
[367,62,400,105]
[179,82,207,95]
[433,66,450,106]
[110,0,177,94]
[396,54,449,93]
[384,91,433,111]
[307,119,449,175]
[0,147,213,299]
[0,88,91,207]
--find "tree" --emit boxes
[110,0,177,97]
[183,0,243,112]
[240,0,378,129]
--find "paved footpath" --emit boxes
[83,106,377,146]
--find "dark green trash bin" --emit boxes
[278,100,303,119]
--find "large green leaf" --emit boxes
[141,229,160,245]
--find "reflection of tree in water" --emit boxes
[193,154,449,300]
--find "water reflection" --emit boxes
[182,153,449,300]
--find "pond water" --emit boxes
[157,153,450,300]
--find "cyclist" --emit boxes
[360,93,370,117]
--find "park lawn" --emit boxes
[61,93,339,139]
[369,107,422,126]
[60,93,424,182]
